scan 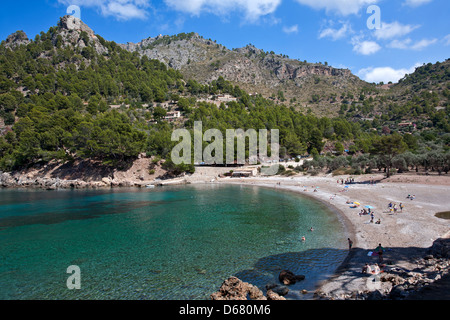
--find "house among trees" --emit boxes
[164,110,181,122]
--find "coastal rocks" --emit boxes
[278,270,305,285]
[0,171,113,189]
[315,239,450,300]
[210,277,264,300]
[427,237,450,259]
[210,277,285,301]
[266,290,286,301]
[266,282,289,296]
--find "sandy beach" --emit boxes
[186,169,450,299]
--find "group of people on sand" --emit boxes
[362,263,381,275]
[347,239,386,275]
[388,202,404,213]
[356,207,381,224]
[337,178,355,184]
[362,243,386,275]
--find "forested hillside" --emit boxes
[0,16,449,177]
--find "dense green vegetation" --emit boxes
[0,21,449,177]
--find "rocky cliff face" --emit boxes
[3,16,109,56]
[56,15,108,56]
[119,33,228,70]
[3,30,30,48]
[120,36,365,114]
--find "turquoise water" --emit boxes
[0,184,348,300]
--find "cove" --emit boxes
[0,184,348,300]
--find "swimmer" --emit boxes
[301,236,306,242]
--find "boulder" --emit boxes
[265,282,289,296]
[210,276,265,300]
[279,270,305,285]
[266,290,286,300]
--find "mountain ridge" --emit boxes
[117,29,370,115]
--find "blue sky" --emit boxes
[1,0,449,84]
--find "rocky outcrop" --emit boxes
[0,156,173,189]
[275,63,352,81]
[315,238,450,300]
[119,33,225,70]
[3,30,30,48]
[0,171,110,189]
[56,15,108,56]
[278,270,305,285]
[117,33,364,105]
[210,277,285,300]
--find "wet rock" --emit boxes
[266,289,286,300]
[265,282,289,296]
[279,270,305,285]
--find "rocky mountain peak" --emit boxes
[3,30,30,48]
[58,15,95,35]
[55,15,108,55]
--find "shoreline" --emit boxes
[215,179,357,299]
[1,169,450,299]
[209,173,450,299]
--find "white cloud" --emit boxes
[444,34,450,46]
[358,63,421,83]
[410,38,438,50]
[352,37,381,55]
[282,25,299,34]
[388,38,412,49]
[58,0,151,20]
[163,0,282,21]
[403,0,432,7]
[388,37,437,50]
[319,21,352,41]
[293,0,378,16]
[374,21,419,40]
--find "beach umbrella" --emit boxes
[344,186,349,188]
[354,202,360,206]
[365,205,374,209]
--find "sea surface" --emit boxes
[0,184,349,300]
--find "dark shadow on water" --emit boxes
[0,199,176,230]
[231,237,450,300]
[234,248,349,300]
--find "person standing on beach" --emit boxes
[375,243,384,263]
[348,238,353,250]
